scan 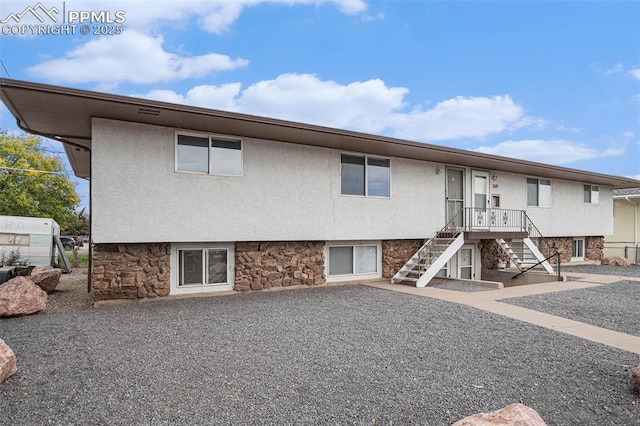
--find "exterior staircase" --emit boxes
[391,231,464,287]
[392,208,555,287]
[496,238,554,274]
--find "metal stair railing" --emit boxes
[393,209,464,283]
[522,211,551,259]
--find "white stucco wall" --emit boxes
[91,118,445,243]
[91,118,614,244]
[486,170,613,237]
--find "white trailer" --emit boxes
[0,215,61,267]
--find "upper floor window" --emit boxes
[341,154,390,197]
[584,185,599,204]
[176,133,242,176]
[527,178,551,207]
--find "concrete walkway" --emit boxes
[366,273,640,355]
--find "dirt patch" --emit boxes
[44,268,92,314]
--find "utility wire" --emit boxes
[0,166,64,175]
[0,60,10,78]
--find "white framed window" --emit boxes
[341,154,390,197]
[571,238,585,261]
[171,243,235,294]
[584,185,599,204]
[176,132,242,176]
[325,241,382,281]
[527,178,551,207]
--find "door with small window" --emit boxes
[458,247,474,279]
[472,170,490,229]
[446,167,465,227]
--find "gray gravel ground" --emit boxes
[502,280,640,337]
[1,285,638,425]
[559,264,640,278]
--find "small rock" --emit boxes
[452,403,547,426]
[30,268,62,293]
[0,276,47,317]
[632,366,640,394]
[0,338,17,383]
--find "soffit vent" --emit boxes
[137,108,161,116]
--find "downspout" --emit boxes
[623,196,638,248]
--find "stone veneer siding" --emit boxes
[382,239,424,278]
[480,239,512,269]
[234,242,325,291]
[92,243,170,301]
[481,236,605,267]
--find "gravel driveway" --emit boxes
[1,279,638,425]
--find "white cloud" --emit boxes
[137,73,543,142]
[386,95,542,141]
[555,124,582,133]
[605,63,624,74]
[629,68,640,80]
[27,30,248,85]
[139,84,243,111]
[474,139,625,165]
[628,174,640,181]
[623,131,635,138]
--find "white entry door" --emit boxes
[472,170,490,229]
[458,246,474,279]
[446,167,465,227]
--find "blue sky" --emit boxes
[1,0,639,209]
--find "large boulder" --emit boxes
[30,267,62,293]
[0,339,17,383]
[632,366,640,394]
[601,257,630,267]
[0,276,47,317]
[452,403,547,426]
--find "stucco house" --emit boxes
[1,79,638,302]
[604,188,640,264]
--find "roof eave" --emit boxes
[2,78,639,188]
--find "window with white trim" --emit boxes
[178,248,229,287]
[326,242,381,280]
[176,133,242,176]
[341,154,390,197]
[571,238,585,261]
[527,178,551,207]
[171,243,235,294]
[584,185,599,204]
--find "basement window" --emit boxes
[571,238,585,261]
[171,243,235,294]
[326,241,382,281]
[176,133,242,176]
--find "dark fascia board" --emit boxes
[1,77,639,188]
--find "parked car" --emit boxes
[60,236,77,249]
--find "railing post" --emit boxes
[556,252,561,281]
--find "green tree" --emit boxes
[0,131,80,229]
[62,207,89,236]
